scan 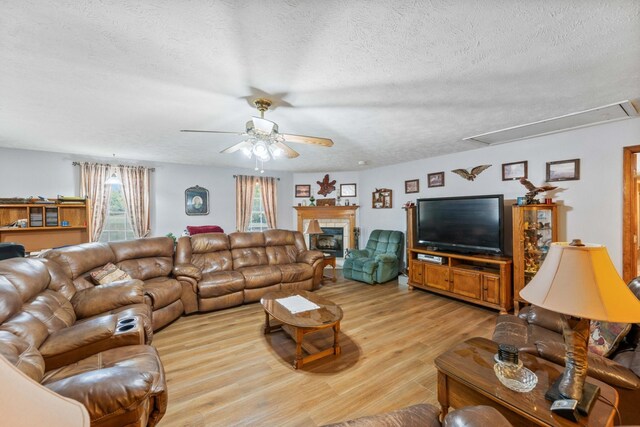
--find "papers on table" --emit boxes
[276,295,320,314]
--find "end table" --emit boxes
[434,337,618,426]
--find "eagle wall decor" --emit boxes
[451,164,492,181]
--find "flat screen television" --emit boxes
[417,194,504,255]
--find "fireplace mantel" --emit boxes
[294,206,359,251]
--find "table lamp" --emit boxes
[520,240,640,419]
[305,219,323,249]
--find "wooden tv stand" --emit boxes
[408,248,512,313]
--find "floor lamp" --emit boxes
[520,240,640,420]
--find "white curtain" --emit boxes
[79,163,112,242]
[235,175,256,232]
[117,165,151,238]
[258,176,277,229]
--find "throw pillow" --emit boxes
[588,320,631,357]
[90,262,132,285]
[186,225,224,235]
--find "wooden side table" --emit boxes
[321,255,336,283]
[435,337,618,427]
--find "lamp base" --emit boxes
[545,376,600,416]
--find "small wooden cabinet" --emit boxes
[408,248,512,313]
[0,199,91,253]
[512,204,558,313]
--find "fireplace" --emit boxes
[310,227,344,258]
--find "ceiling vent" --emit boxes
[464,100,639,145]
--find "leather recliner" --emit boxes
[492,277,640,425]
[323,403,512,427]
[343,229,404,284]
[0,257,167,426]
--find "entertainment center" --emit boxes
[406,195,513,313]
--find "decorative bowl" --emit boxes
[493,363,538,393]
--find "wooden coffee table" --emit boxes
[435,337,618,427]
[261,290,343,369]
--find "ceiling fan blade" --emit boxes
[181,129,246,136]
[220,140,252,154]
[282,133,334,147]
[273,142,299,158]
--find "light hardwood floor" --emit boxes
[153,273,498,426]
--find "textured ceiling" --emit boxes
[1,1,638,172]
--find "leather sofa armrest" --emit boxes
[535,341,640,389]
[46,366,159,422]
[321,403,441,427]
[443,405,512,427]
[71,280,145,319]
[172,263,202,281]
[525,305,565,334]
[346,249,369,259]
[40,315,144,370]
[375,253,398,263]
[297,250,324,265]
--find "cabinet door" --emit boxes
[482,274,500,304]
[410,260,424,285]
[451,269,481,299]
[425,264,450,290]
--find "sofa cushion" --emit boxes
[41,243,115,285]
[142,277,183,310]
[266,245,298,265]
[590,321,632,357]
[232,247,269,269]
[0,258,51,306]
[109,237,174,261]
[90,262,132,285]
[277,263,313,283]
[193,251,234,274]
[237,265,282,289]
[198,271,245,298]
[117,257,173,281]
[0,329,45,381]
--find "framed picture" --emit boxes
[502,160,528,181]
[295,184,311,198]
[405,179,419,193]
[427,172,445,188]
[185,185,209,216]
[372,188,392,209]
[546,158,580,182]
[340,183,357,197]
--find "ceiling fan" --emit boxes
[181,98,333,163]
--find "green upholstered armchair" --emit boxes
[343,229,404,284]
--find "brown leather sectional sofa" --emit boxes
[0,257,166,427]
[0,229,324,426]
[174,229,324,313]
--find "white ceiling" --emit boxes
[1,1,638,172]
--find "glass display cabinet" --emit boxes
[512,204,558,313]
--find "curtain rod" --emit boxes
[72,161,155,172]
[233,175,280,181]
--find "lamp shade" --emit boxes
[305,219,323,235]
[520,242,640,322]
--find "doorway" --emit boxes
[622,145,640,281]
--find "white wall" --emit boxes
[0,148,294,237]
[356,118,640,272]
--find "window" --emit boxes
[247,183,268,231]
[99,184,136,242]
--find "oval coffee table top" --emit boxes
[261,290,343,329]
